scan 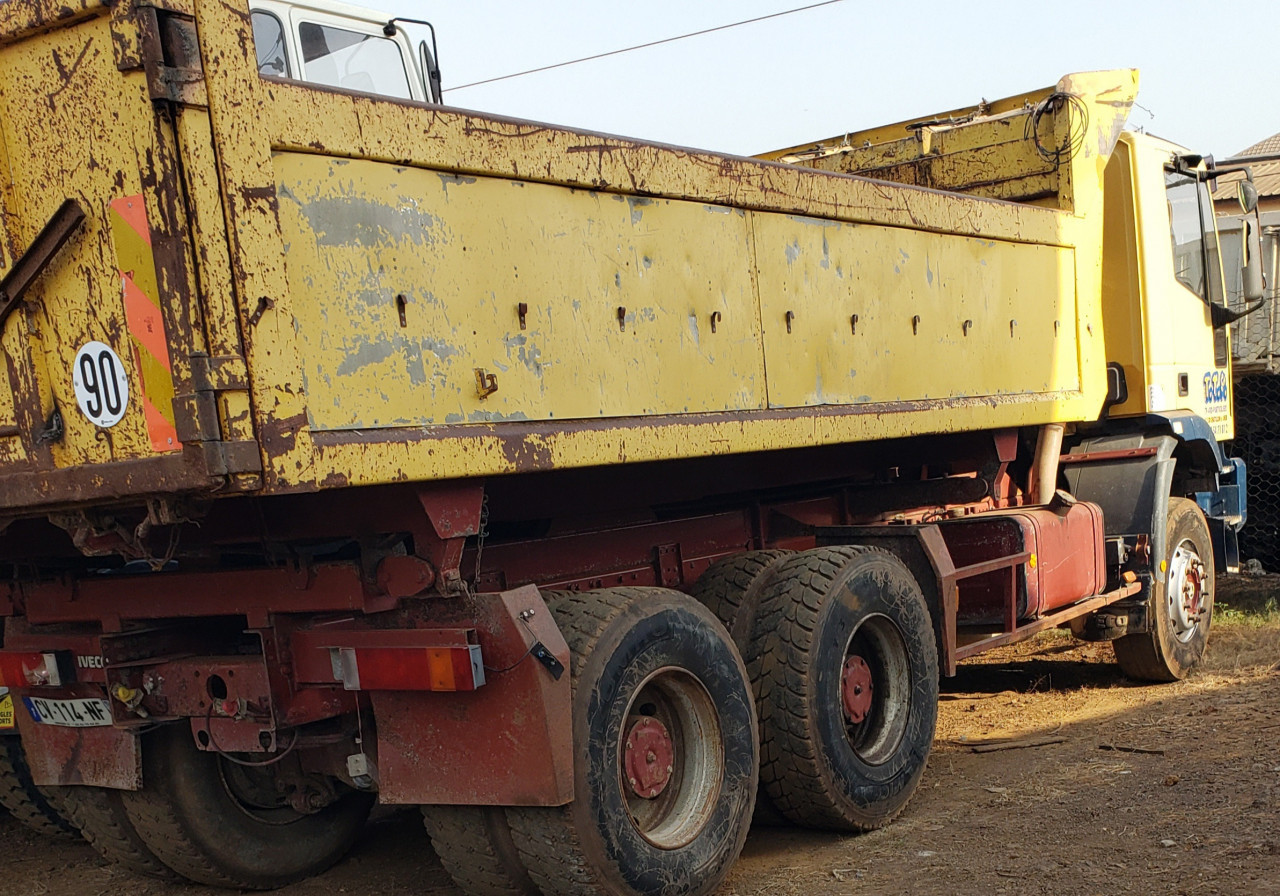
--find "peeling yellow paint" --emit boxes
[0,0,1175,506]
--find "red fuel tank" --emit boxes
[939,499,1107,625]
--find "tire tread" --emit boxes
[0,737,79,841]
[507,588,638,896]
[756,546,920,830]
[422,805,537,896]
[52,786,180,880]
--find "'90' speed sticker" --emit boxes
[73,342,130,428]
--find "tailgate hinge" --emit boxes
[120,6,207,107]
[174,354,261,476]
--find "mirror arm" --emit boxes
[384,17,443,100]
[1211,298,1266,329]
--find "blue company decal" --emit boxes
[1203,370,1230,412]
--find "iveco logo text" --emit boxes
[77,655,104,669]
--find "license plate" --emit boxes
[23,696,112,728]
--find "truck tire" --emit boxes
[0,735,79,841]
[48,786,180,880]
[422,805,537,896]
[506,587,756,896]
[690,549,793,827]
[756,546,937,831]
[690,550,792,651]
[1114,497,1214,681]
[120,724,374,888]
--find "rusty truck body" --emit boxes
[0,1,1261,894]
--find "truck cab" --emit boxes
[250,0,440,102]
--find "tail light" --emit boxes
[0,651,65,687]
[330,644,485,692]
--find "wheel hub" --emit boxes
[1167,541,1208,643]
[624,717,675,799]
[841,655,873,724]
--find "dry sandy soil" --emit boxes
[4,579,1278,896]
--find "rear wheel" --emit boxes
[422,805,537,896]
[757,546,938,831]
[49,786,180,880]
[690,550,792,652]
[0,735,79,840]
[1114,497,1215,681]
[507,587,757,896]
[691,550,793,827]
[120,724,374,888]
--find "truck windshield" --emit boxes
[298,21,411,99]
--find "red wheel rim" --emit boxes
[624,716,676,799]
[842,655,873,724]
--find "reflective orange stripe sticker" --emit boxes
[109,195,179,452]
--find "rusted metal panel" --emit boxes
[0,0,108,49]
[189,0,317,494]
[0,4,238,511]
[265,81,1069,245]
[16,562,397,627]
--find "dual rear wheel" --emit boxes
[697,546,938,832]
[423,552,939,896]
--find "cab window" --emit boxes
[1165,169,1229,367]
[298,22,412,99]
[1166,172,1207,298]
[251,11,291,77]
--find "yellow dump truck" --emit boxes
[0,1,1264,894]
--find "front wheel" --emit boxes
[1114,497,1215,681]
[507,587,757,896]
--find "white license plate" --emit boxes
[23,696,112,728]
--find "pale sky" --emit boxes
[383,0,1279,161]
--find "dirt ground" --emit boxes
[4,579,1278,896]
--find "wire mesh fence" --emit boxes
[1226,373,1280,570]
[1224,215,1280,569]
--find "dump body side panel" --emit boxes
[0,0,1139,512]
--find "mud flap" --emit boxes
[370,586,573,806]
[14,709,141,790]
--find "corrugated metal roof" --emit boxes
[1210,131,1280,200]
[1237,133,1280,157]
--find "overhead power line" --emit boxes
[449,0,847,91]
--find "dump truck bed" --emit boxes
[0,1,1137,514]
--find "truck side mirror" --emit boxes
[1238,180,1259,214]
[420,41,443,104]
[1242,216,1265,302]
